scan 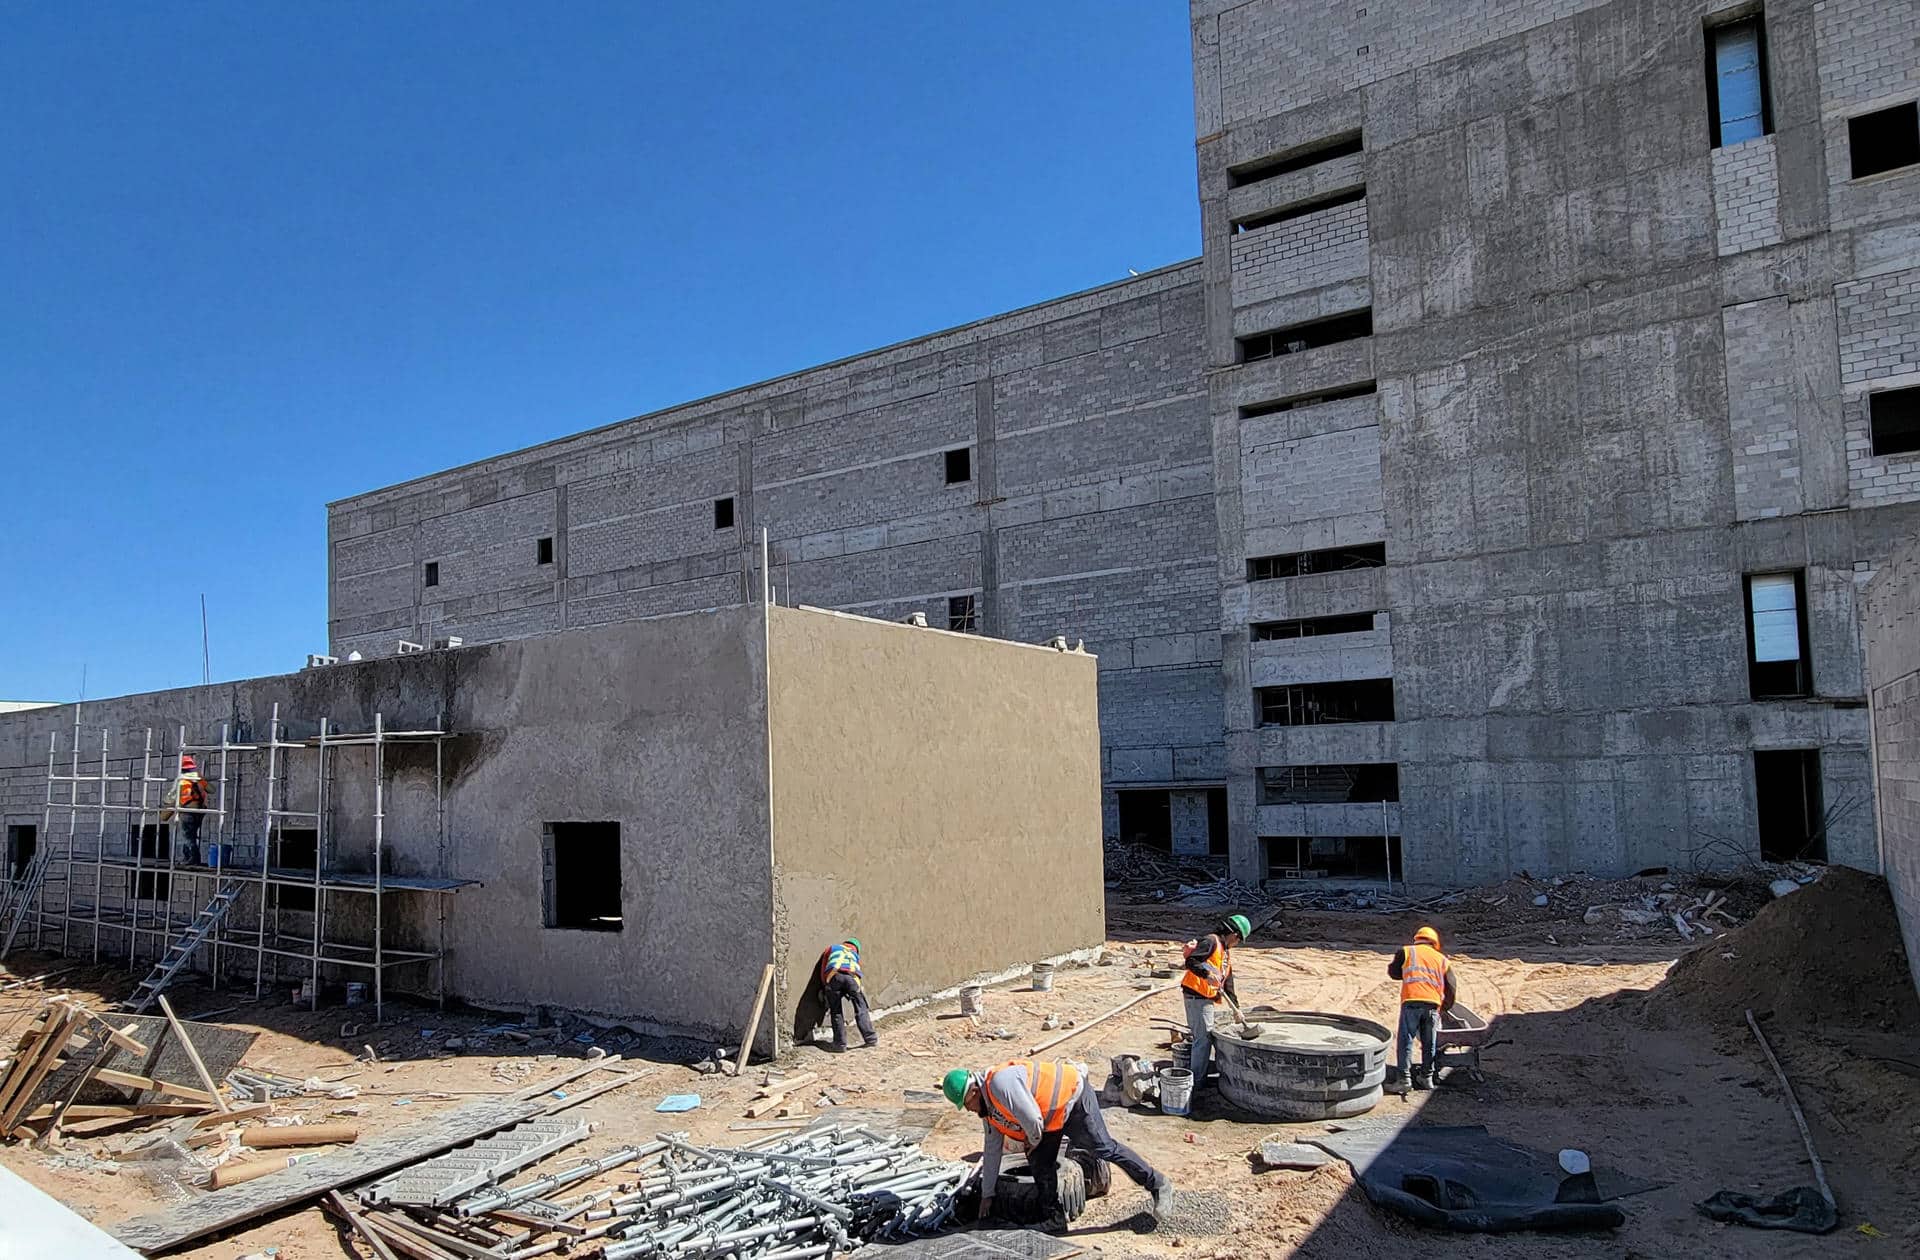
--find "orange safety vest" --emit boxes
[177,776,206,810]
[1181,936,1232,1001]
[819,942,861,984]
[1399,943,1448,1006]
[982,1060,1080,1142]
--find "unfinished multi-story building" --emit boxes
[327,0,1920,887]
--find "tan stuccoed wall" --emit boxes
[764,606,1106,1043]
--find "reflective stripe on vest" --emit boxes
[1181,937,1231,1001]
[178,776,205,810]
[820,942,862,984]
[1400,943,1448,1005]
[983,1060,1080,1141]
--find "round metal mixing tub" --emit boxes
[1211,1009,1391,1120]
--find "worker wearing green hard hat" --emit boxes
[942,1059,1171,1229]
[818,938,877,1052]
[1180,912,1254,1097]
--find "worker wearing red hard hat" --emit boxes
[1388,925,1457,1091]
[162,753,209,866]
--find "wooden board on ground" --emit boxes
[110,1097,544,1253]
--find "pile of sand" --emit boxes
[1647,866,1920,1034]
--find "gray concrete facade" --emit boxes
[1865,539,1920,1003]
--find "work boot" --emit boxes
[828,1041,848,1054]
[1410,1067,1431,1092]
[862,1037,881,1049]
[1151,1178,1176,1220]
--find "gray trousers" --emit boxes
[1183,991,1217,1083]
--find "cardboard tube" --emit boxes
[210,1155,306,1188]
[241,1123,358,1148]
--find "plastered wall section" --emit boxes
[1865,539,1920,1005]
[0,611,776,1042]
[763,607,1104,1040]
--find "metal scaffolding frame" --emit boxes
[5,703,470,1021]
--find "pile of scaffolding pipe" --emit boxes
[585,1126,969,1260]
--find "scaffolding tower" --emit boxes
[2,704,474,1021]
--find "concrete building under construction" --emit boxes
[324,0,1920,887]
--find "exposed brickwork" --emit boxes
[1712,137,1783,256]
[1229,199,1370,306]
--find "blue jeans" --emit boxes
[1183,991,1216,1083]
[1396,1003,1438,1072]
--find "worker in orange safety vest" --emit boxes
[1180,912,1250,1092]
[162,754,210,866]
[1388,925,1457,1090]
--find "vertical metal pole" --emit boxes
[60,708,80,954]
[435,728,446,1011]
[255,703,278,999]
[32,731,56,951]
[211,721,232,990]
[373,712,385,1023]
[160,724,185,966]
[131,729,153,965]
[311,717,328,1011]
[92,729,108,961]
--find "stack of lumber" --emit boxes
[0,994,225,1141]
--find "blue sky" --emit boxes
[0,1,1198,702]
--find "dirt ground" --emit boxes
[5,883,1918,1258]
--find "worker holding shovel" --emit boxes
[1180,913,1251,1093]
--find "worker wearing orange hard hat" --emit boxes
[1388,925,1457,1091]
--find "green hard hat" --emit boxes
[847,938,861,950]
[941,1069,972,1108]
[1225,914,1252,940]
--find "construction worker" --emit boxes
[818,937,878,1051]
[1181,912,1251,1090]
[942,1059,1172,1230]
[162,754,209,866]
[1388,925,1457,1090]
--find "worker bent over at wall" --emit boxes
[818,938,878,1051]
[1181,913,1250,1090]
[1388,925,1457,1090]
[944,1058,1173,1230]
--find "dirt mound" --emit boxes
[1647,866,1920,1033]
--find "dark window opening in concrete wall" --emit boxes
[129,825,171,901]
[5,825,35,882]
[274,827,317,912]
[1239,381,1377,419]
[1264,834,1400,880]
[947,594,977,633]
[1247,543,1386,581]
[1259,763,1399,804]
[1251,612,1378,640]
[1206,787,1228,857]
[713,496,735,530]
[1848,101,1920,179]
[1869,386,1920,456]
[424,561,439,588]
[944,447,972,484]
[542,822,623,931]
[1258,679,1395,726]
[1754,749,1825,862]
[1234,187,1366,234]
[1115,790,1171,851]
[536,536,554,565]
[1228,132,1363,188]
[1745,571,1810,697]
[1237,310,1373,363]
[1706,14,1771,148]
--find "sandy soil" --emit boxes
[5,890,1917,1258]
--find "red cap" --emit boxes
[180,754,197,771]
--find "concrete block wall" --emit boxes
[329,264,1221,828]
[1229,199,1370,307]
[1865,538,1920,1003]
[1713,137,1785,257]
[1839,267,1920,506]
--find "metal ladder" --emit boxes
[0,851,59,959]
[124,880,246,1013]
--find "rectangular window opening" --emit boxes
[1233,186,1366,234]
[1259,763,1400,805]
[944,447,972,484]
[424,561,439,588]
[1706,16,1772,148]
[1247,542,1386,582]
[1264,834,1401,881]
[1237,309,1373,363]
[5,825,36,884]
[129,824,172,901]
[1871,387,1920,456]
[713,496,736,530]
[1745,571,1810,698]
[1115,790,1173,852]
[947,594,977,633]
[1239,381,1377,420]
[535,536,554,565]
[1848,101,1920,180]
[1251,612,1379,641]
[273,827,318,912]
[1228,133,1364,188]
[543,822,623,931]
[1257,679,1396,726]
[1754,749,1825,862]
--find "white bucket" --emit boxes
[1031,962,1055,992]
[345,982,368,1007]
[1159,1067,1194,1116]
[959,985,984,1016]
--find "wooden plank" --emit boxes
[22,1102,214,1121]
[0,1006,82,1130]
[324,1191,401,1260]
[541,1069,647,1115]
[736,963,776,1071]
[1024,983,1178,1057]
[190,1101,270,1129]
[0,1008,64,1119]
[510,1054,623,1101]
[754,1070,819,1098]
[93,1069,218,1104]
[110,1097,544,1253]
[156,995,228,1113]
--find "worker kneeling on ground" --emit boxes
[818,938,878,1052]
[1181,913,1250,1091]
[1389,925,1457,1091]
[943,1058,1173,1231]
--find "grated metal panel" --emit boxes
[360,1115,592,1207]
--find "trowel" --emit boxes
[1222,992,1265,1039]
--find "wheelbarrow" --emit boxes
[1434,1003,1499,1083]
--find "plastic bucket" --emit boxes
[1159,1068,1194,1116]
[1170,1040,1191,1072]
[1031,962,1055,992]
[345,982,368,1007]
[959,985,984,1016]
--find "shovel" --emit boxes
[1222,992,1265,1039]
